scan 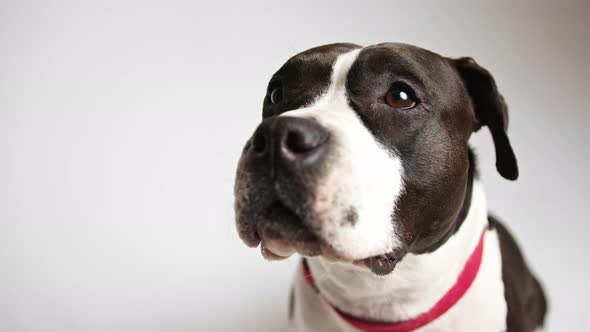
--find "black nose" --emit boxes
[249,116,329,169]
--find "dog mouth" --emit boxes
[252,200,405,275]
[362,249,407,276]
[255,200,322,260]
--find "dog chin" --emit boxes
[260,239,405,277]
[257,229,406,276]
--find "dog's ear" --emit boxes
[450,57,518,181]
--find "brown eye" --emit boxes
[270,87,283,104]
[385,84,417,109]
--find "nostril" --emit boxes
[252,131,267,155]
[284,127,328,155]
[285,131,309,154]
[249,117,328,165]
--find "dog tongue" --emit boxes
[260,237,296,260]
[363,254,399,276]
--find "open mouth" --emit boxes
[362,250,406,276]
[254,200,405,275]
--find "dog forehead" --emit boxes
[272,43,360,89]
[352,43,452,82]
[276,43,450,89]
[365,42,438,57]
[264,43,463,119]
[287,43,361,66]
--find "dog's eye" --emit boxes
[270,87,283,104]
[385,84,417,110]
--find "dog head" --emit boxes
[234,43,517,275]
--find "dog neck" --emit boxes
[305,179,489,323]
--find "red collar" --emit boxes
[302,231,485,332]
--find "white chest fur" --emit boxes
[291,182,507,331]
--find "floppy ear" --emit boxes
[451,57,519,180]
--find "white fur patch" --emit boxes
[293,181,508,331]
[280,49,405,260]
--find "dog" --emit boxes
[234,43,547,331]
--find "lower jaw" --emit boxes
[260,239,403,276]
[362,254,402,275]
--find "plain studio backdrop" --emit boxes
[1,1,588,331]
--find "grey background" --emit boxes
[1,1,588,331]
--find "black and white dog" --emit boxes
[234,43,547,332]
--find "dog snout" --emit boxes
[248,116,329,170]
